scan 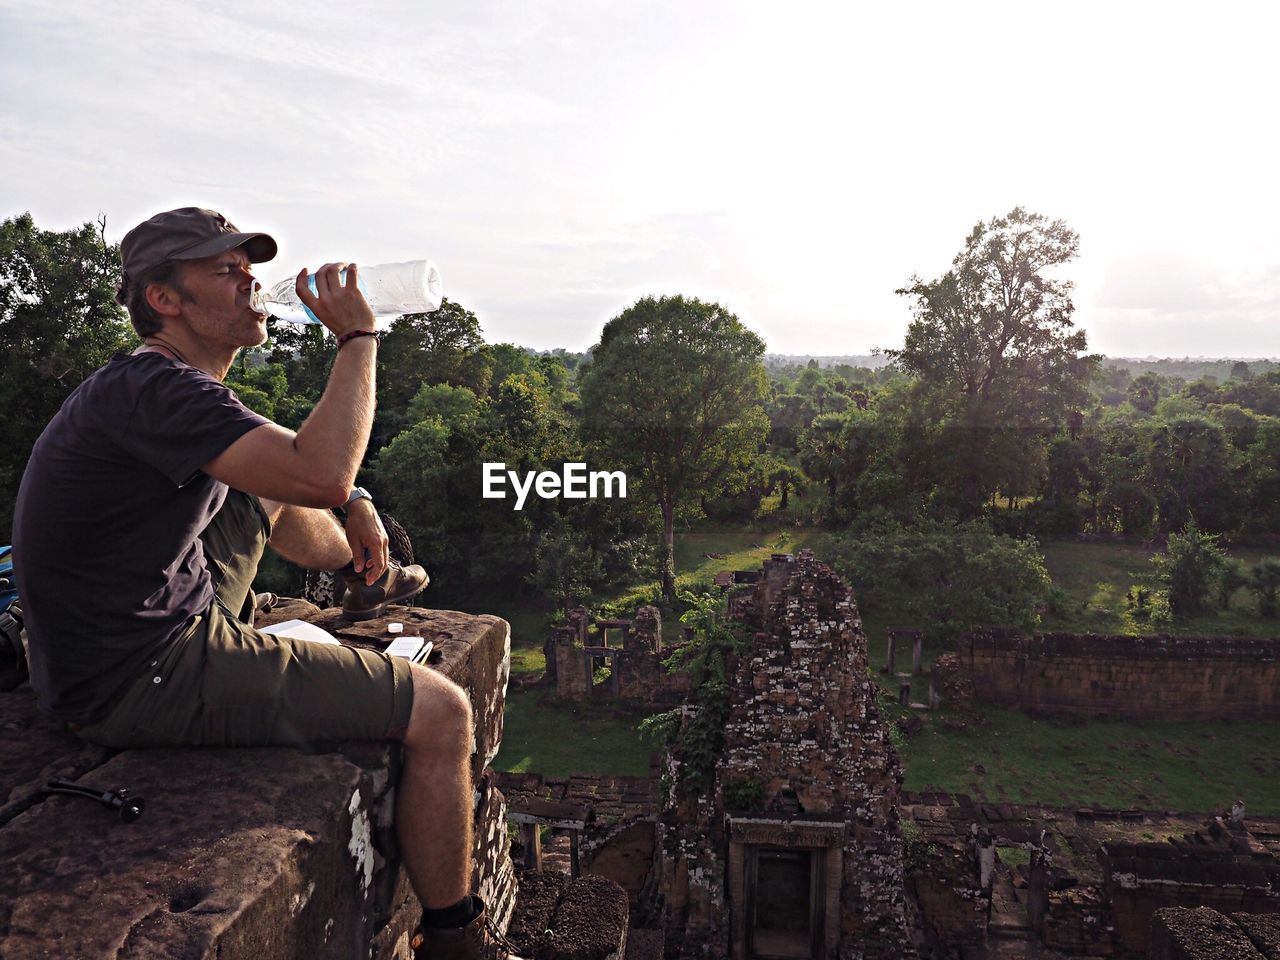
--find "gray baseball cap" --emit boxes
[120,207,277,279]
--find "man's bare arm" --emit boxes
[203,263,377,507]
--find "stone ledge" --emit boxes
[0,604,514,960]
[0,747,382,960]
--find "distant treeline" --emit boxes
[1100,358,1279,382]
[768,354,1278,381]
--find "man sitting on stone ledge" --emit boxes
[12,208,519,960]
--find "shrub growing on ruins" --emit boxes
[900,819,939,874]
[645,591,750,799]
[1151,521,1226,617]
[721,777,765,812]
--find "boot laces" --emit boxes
[484,914,526,960]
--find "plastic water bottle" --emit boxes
[252,259,443,328]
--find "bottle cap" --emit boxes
[388,622,404,635]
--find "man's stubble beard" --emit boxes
[178,281,268,349]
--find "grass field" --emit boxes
[491,689,654,777]
[1039,540,1280,636]
[891,701,1280,815]
[876,540,1280,814]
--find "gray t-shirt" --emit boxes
[13,352,268,723]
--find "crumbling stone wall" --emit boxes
[960,627,1280,720]
[506,873,631,960]
[549,605,690,705]
[657,767,725,959]
[899,795,989,950]
[902,791,1280,958]
[928,652,973,709]
[495,769,659,920]
[1102,818,1280,956]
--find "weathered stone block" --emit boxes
[0,604,516,958]
[508,872,629,960]
[0,748,382,960]
[1149,906,1265,960]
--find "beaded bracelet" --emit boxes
[337,329,378,349]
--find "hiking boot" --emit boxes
[340,559,429,621]
[410,897,527,960]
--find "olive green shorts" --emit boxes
[75,491,415,749]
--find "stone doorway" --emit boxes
[728,818,845,960]
[584,646,620,697]
[747,847,822,959]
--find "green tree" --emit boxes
[1209,403,1260,448]
[1223,372,1280,416]
[264,320,332,404]
[1036,434,1089,534]
[373,369,649,602]
[579,295,769,603]
[1144,416,1235,533]
[225,359,314,428]
[1240,419,1280,534]
[527,514,605,612]
[764,457,806,511]
[1151,521,1226,618]
[1127,372,1163,414]
[1095,412,1156,535]
[889,208,1097,515]
[765,392,816,451]
[815,518,1050,643]
[0,213,134,539]
[375,299,493,441]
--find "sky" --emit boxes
[2,0,1279,358]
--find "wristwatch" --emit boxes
[339,487,373,515]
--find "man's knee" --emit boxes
[403,663,471,752]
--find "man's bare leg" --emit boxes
[259,500,351,570]
[399,664,474,908]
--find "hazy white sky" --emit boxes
[3,0,1278,357]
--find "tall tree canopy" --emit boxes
[375,299,493,441]
[579,295,769,602]
[889,207,1098,514]
[0,214,133,539]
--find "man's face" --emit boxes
[170,248,268,349]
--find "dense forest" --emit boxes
[5,208,1280,631]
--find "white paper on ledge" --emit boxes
[259,619,341,645]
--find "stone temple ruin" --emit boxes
[516,551,1280,960]
[658,551,915,960]
[521,552,917,959]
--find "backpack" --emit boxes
[0,599,27,684]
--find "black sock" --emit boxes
[422,895,477,929]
